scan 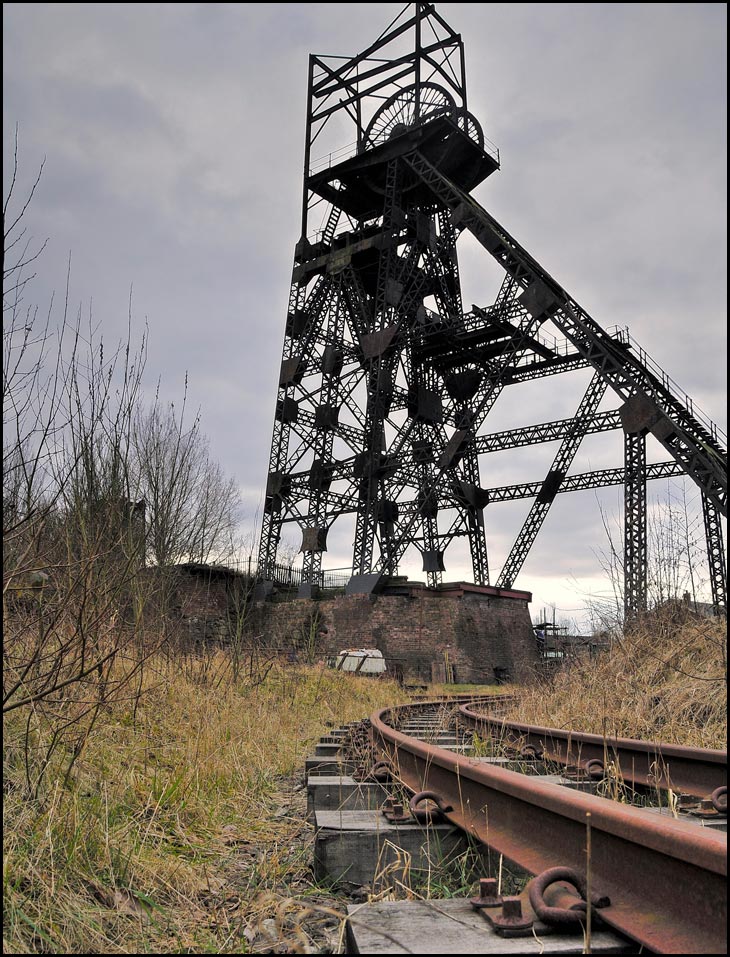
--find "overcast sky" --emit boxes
[3,3,727,629]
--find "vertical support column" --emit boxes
[702,492,727,616]
[353,158,401,578]
[258,275,309,580]
[624,429,647,628]
[413,420,442,589]
[299,282,343,597]
[462,445,489,585]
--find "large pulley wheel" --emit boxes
[363,82,456,149]
[361,82,485,203]
[457,111,484,151]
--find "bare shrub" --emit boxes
[3,141,157,793]
[4,138,250,797]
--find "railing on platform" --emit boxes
[222,558,351,594]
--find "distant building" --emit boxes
[651,591,720,623]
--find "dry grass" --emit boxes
[507,617,727,749]
[3,651,408,954]
[4,618,725,953]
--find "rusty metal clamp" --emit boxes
[528,867,610,928]
[584,758,605,780]
[710,786,727,814]
[381,796,411,823]
[409,789,454,824]
[469,877,503,909]
[368,760,394,782]
[519,744,544,760]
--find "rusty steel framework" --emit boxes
[257,3,727,620]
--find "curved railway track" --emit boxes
[457,701,726,801]
[335,694,727,954]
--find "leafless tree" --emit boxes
[132,389,242,566]
[588,482,714,637]
[4,138,247,794]
[3,139,157,794]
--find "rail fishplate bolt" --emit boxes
[470,877,503,909]
[409,789,454,824]
[677,793,700,809]
[382,799,411,823]
[711,786,727,814]
[690,797,723,819]
[491,896,534,933]
[529,866,610,929]
[369,760,393,782]
[584,758,605,780]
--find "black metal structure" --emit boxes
[257,3,727,619]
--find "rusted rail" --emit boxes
[457,703,728,799]
[369,699,727,954]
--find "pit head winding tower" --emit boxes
[257,3,727,622]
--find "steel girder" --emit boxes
[257,6,727,609]
[702,493,727,616]
[624,429,648,625]
[496,372,608,588]
[269,459,687,516]
[403,152,727,517]
[485,461,685,504]
[476,409,622,455]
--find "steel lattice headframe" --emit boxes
[257,3,727,619]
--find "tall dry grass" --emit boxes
[4,616,726,953]
[3,652,408,954]
[508,616,727,749]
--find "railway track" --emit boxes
[456,701,727,801]
[311,695,727,954]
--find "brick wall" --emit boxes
[160,570,538,681]
[146,566,250,646]
[247,586,538,683]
